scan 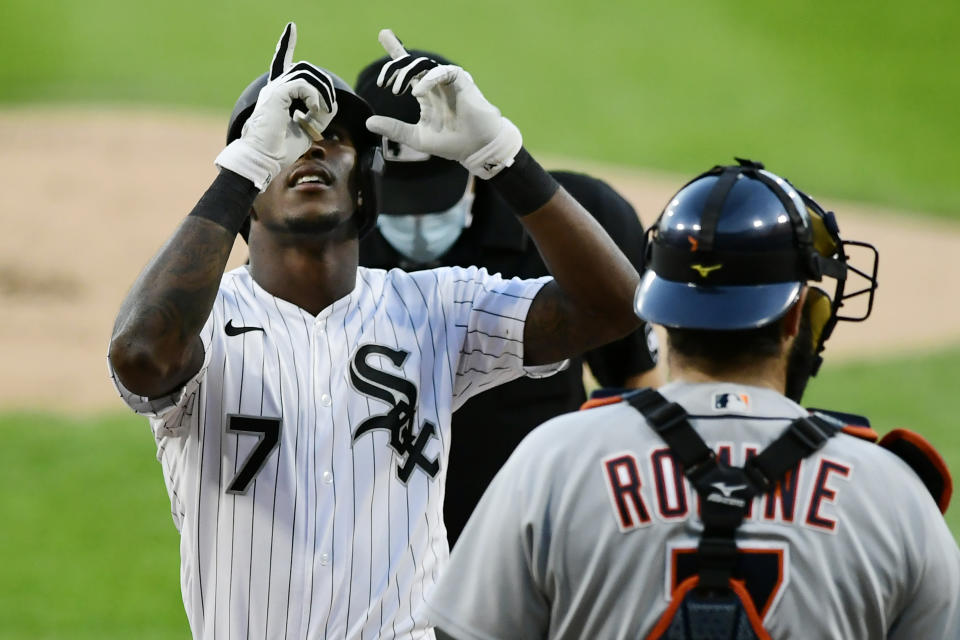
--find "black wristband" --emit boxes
[487,147,560,216]
[188,169,259,236]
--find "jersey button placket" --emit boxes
[314,316,336,578]
[314,320,332,411]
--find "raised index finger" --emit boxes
[270,22,297,80]
[378,29,407,60]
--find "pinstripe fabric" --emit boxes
[110,264,561,639]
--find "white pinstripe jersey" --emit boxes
[425,382,960,639]
[110,264,562,639]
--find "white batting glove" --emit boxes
[215,22,338,191]
[365,29,523,180]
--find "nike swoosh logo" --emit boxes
[225,320,264,336]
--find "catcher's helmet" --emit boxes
[635,158,878,373]
[226,70,384,239]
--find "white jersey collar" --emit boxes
[237,265,360,322]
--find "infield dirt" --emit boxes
[1,109,958,411]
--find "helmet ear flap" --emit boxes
[355,144,384,238]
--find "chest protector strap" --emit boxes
[627,388,841,640]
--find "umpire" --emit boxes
[355,51,663,545]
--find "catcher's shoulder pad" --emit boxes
[879,429,952,514]
[809,407,952,514]
[806,407,878,441]
[580,387,630,411]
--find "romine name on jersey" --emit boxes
[601,444,852,534]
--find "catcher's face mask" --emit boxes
[799,193,879,370]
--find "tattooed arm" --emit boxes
[108,171,256,398]
[520,186,642,367]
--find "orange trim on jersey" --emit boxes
[645,576,772,640]
[879,429,953,514]
[841,424,878,441]
[579,395,623,411]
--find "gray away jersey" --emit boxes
[110,264,563,640]
[424,381,960,640]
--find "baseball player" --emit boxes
[353,49,663,546]
[423,160,959,639]
[107,23,642,639]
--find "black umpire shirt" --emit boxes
[359,171,657,545]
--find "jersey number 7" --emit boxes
[225,415,282,494]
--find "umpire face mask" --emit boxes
[378,178,475,265]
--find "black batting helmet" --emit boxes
[635,158,878,376]
[226,70,384,240]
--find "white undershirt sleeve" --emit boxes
[107,310,217,438]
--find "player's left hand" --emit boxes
[365,29,523,180]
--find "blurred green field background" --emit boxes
[1,1,958,637]
[1,0,958,218]
[2,348,959,637]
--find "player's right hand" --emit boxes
[215,22,338,191]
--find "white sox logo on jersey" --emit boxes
[349,344,440,483]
